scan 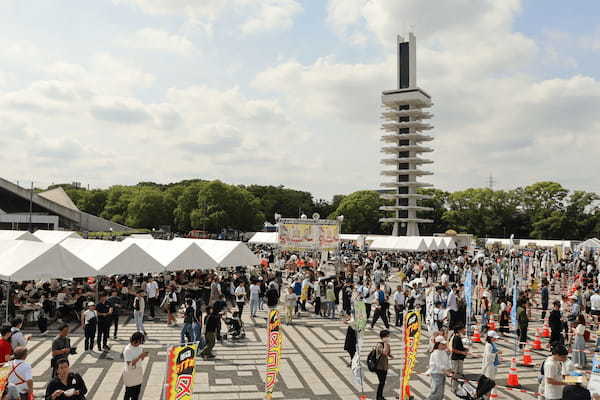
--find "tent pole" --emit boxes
[5,279,9,325]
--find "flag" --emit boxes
[351,336,363,385]
[400,311,421,400]
[265,309,283,399]
[165,343,199,400]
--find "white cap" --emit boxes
[487,330,500,339]
[434,336,447,344]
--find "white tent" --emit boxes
[485,238,514,248]
[443,237,457,250]
[340,234,363,242]
[33,230,82,244]
[433,237,447,250]
[60,238,164,275]
[421,236,438,251]
[578,238,600,249]
[0,240,96,281]
[248,232,278,245]
[368,236,428,252]
[174,239,260,267]
[0,230,41,242]
[122,238,217,271]
[519,239,571,248]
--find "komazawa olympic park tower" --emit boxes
[379,33,434,236]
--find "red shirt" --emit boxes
[0,338,12,363]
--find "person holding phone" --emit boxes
[122,332,148,400]
[45,358,87,400]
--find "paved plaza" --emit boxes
[21,302,556,400]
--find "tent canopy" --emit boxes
[60,238,164,275]
[174,239,260,267]
[442,237,457,249]
[33,230,82,244]
[122,238,217,271]
[578,238,600,249]
[340,234,363,242]
[0,230,41,242]
[368,236,428,252]
[248,232,278,245]
[0,240,96,281]
[519,239,571,248]
[421,236,438,251]
[433,237,447,250]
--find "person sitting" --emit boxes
[45,358,87,400]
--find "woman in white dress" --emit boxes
[481,330,501,380]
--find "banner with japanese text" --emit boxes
[265,309,283,399]
[165,343,199,400]
[400,311,421,400]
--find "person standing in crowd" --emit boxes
[200,307,219,360]
[450,325,469,394]
[591,289,600,330]
[108,289,122,339]
[10,319,29,350]
[45,359,87,400]
[446,284,458,330]
[51,325,72,378]
[370,286,389,330]
[373,330,393,400]
[0,325,12,364]
[133,290,146,337]
[285,287,297,325]
[549,300,564,346]
[517,301,529,349]
[481,330,500,380]
[541,279,550,321]
[249,280,261,318]
[180,299,195,344]
[265,282,279,312]
[393,285,405,327]
[6,347,33,400]
[122,332,148,400]
[209,277,221,306]
[234,282,247,319]
[96,293,113,352]
[573,315,587,368]
[81,302,97,352]
[427,336,452,400]
[145,276,159,321]
[162,285,178,327]
[543,344,568,400]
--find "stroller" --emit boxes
[224,311,246,341]
[455,375,495,400]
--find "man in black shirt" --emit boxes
[450,325,469,394]
[51,324,72,378]
[108,290,121,339]
[200,307,220,360]
[549,300,564,347]
[96,293,113,352]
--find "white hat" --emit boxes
[87,302,95,307]
[570,295,578,300]
[434,336,447,344]
[487,330,500,339]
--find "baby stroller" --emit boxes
[224,312,246,341]
[455,375,495,400]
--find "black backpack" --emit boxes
[367,343,382,372]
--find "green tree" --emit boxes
[173,182,206,231]
[329,190,384,233]
[125,187,171,228]
[100,186,136,224]
[245,185,314,222]
[77,189,107,216]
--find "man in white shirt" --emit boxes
[393,286,405,327]
[235,282,247,318]
[543,344,568,400]
[249,281,261,318]
[7,347,33,398]
[133,290,146,336]
[446,285,458,330]
[145,277,159,320]
[591,289,600,329]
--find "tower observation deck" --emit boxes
[379,33,434,236]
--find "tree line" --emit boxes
[52,180,600,240]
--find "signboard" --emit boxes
[354,300,367,332]
[265,309,283,399]
[400,311,421,400]
[278,218,340,251]
[165,343,199,400]
[464,270,473,332]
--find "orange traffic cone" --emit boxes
[532,329,542,350]
[521,346,533,367]
[507,357,520,387]
[488,315,497,331]
[542,322,550,338]
[471,326,481,343]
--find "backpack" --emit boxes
[367,343,382,372]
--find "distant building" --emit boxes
[0,177,130,232]
[379,33,434,236]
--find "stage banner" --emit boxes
[278,218,340,251]
[265,309,283,399]
[400,310,421,400]
[318,224,340,250]
[165,343,199,400]
[278,223,314,249]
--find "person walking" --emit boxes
[543,344,568,400]
[133,290,146,337]
[374,330,393,400]
[541,279,550,321]
[145,277,159,321]
[481,330,500,380]
[393,285,405,327]
[0,325,13,364]
[450,325,469,394]
[265,282,279,311]
[45,358,87,400]
[517,301,529,349]
[162,286,178,327]
[249,281,261,318]
[370,286,389,329]
[285,287,297,325]
[51,325,72,378]
[573,316,587,368]
[180,299,195,344]
[81,302,97,352]
[200,307,219,360]
[6,347,33,400]
[122,332,148,400]
[108,290,122,339]
[96,293,113,352]
[427,336,452,400]
[549,300,564,346]
[10,319,29,350]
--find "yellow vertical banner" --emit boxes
[400,311,421,400]
[165,343,199,400]
[265,309,283,399]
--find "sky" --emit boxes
[1,0,600,200]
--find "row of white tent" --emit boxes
[485,238,573,249]
[248,232,456,252]
[0,230,259,282]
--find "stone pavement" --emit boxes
[21,303,558,400]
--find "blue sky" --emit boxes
[1,0,600,198]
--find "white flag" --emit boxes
[351,337,363,386]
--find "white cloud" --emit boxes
[240,0,302,35]
[120,28,196,54]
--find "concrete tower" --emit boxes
[379,33,434,236]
